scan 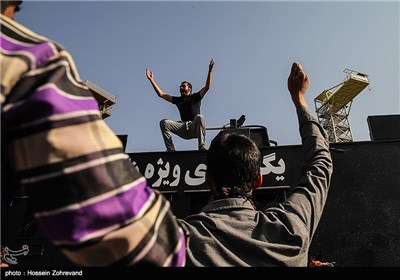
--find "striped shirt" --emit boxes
[0,14,188,267]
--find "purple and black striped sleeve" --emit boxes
[1,14,188,267]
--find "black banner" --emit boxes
[128,145,303,193]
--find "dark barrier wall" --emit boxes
[308,140,400,267]
[2,140,399,266]
[130,140,400,266]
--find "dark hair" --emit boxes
[207,133,261,198]
[1,1,23,13]
[181,81,192,90]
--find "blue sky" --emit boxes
[15,0,399,152]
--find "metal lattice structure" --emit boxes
[314,69,370,143]
[83,80,117,119]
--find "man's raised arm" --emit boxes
[199,57,215,98]
[286,61,333,238]
[146,69,173,103]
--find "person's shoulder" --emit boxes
[191,92,202,99]
[1,15,65,51]
[171,95,180,103]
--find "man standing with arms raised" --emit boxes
[146,58,215,151]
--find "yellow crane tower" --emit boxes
[314,69,370,143]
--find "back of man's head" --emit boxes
[206,133,261,198]
[1,1,22,13]
[1,0,22,18]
